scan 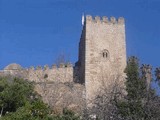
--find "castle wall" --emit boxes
[27,64,74,83]
[0,64,74,83]
[35,82,85,114]
[83,15,126,104]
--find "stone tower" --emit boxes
[77,15,127,104]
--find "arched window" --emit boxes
[102,49,109,59]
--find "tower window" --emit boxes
[101,49,109,59]
[103,52,108,58]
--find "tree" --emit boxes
[155,67,160,85]
[93,77,124,120]
[117,56,160,120]
[117,56,147,119]
[82,74,125,120]
[0,77,50,119]
[55,52,71,67]
[0,77,80,120]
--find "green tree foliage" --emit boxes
[124,56,146,118]
[125,57,147,101]
[0,77,50,119]
[117,56,160,120]
[48,108,80,120]
[0,77,80,120]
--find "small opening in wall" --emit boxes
[44,74,48,79]
[102,52,108,58]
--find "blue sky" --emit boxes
[0,0,160,70]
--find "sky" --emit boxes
[0,0,160,70]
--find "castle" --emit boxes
[0,15,126,107]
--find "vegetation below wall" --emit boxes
[0,77,80,120]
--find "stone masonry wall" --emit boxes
[0,63,74,83]
[35,82,85,114]
[28,63,73,83]
[83,15,127,105]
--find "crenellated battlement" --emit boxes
[0,62,74,83]
[27,63,73,83]
[86,15,125,24]
[28,63,73,71]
